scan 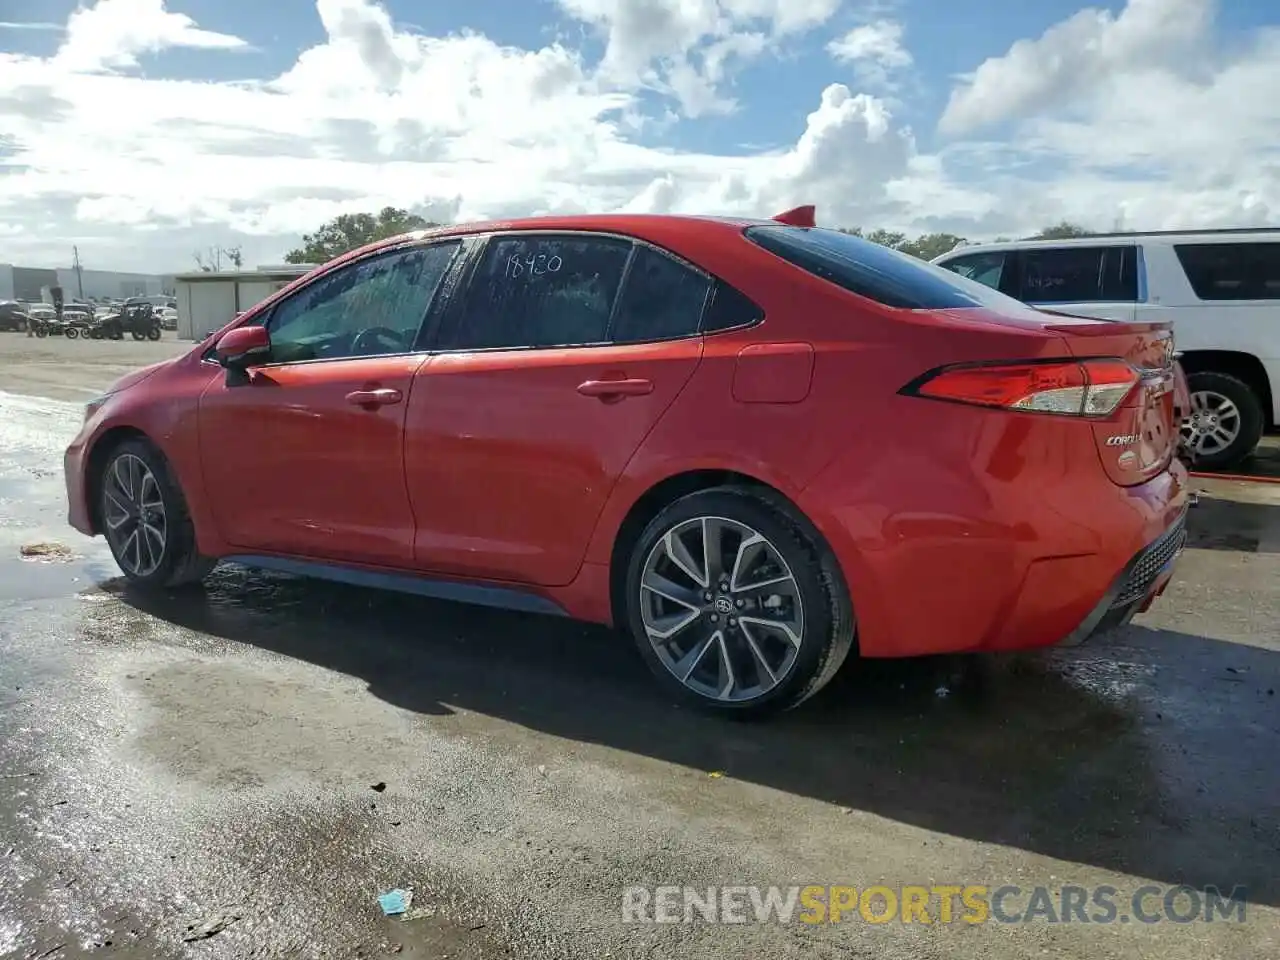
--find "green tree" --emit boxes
[898,232,967,261]
[835,227,968,261]
[284,207,442,263]
[1031,221,1094,240]
[865,228,907,250]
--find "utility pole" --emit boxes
[72,245,84,299]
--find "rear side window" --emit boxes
[745,225,1025,310]
[446,234,632,349]
[702,280,764,332]
[610,246,711,343]
[1174,242,1280,301]
[1017,246,1135,303]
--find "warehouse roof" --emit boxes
[173,265,316,282]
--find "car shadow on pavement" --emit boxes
[1186,492,1280,552]
[113,567,1280,909]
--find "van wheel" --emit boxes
[1181,371,1265,471]
[622,487,855,718]
[98,438,217,588]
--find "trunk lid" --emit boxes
[1044,317,1179,486]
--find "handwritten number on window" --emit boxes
[504,252,562,280]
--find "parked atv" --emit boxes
[88,315,126,340]
[114,302,162,341]
[62,313,94,340]
[60,305,93,339]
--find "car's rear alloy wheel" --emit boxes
[625,488,855,716]
[640,515,804,702]
[99,439,217,588]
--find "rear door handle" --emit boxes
[577,378,653,400]
[346,387,403,408]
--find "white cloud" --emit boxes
[554,0,840,116]
[939,0,1211,136]
[827,19,912,90]
[0,21,63,31]
[933,0,1280,232]
[0,0,1276,273]
[54,0,250,72]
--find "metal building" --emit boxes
[0,263,171,301]
[174,266,315,340]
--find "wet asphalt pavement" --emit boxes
[2,346,1280,958]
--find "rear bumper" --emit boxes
[800,434,1190,657]
[1057,505,1188,646]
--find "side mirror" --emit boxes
[214,325,271,368]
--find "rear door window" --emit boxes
[442,234,632,350]
[1173,242,1280,301]
[609,245,711,343]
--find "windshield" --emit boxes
[745,225,1035,312]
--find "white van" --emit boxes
[933,230,1280,470]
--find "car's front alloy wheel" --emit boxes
[102,452,168,578]
[98,439,217,588]
[625,488,854,716]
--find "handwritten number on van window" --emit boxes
[505,253,562,279]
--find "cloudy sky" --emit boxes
[0,0,1276,273]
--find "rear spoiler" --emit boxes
[772,205,816,227]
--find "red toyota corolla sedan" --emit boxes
[64,208,1189,716]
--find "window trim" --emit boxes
[425,228,762,355]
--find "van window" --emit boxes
[1018,246,1135,303]
[1174,242,1280,301]
[937,251,1007,290]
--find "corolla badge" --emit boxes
[1105,434,1140,446]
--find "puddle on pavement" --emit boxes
[0,554,116,603]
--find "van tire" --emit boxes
[1182,371,1265,471]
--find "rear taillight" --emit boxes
[903,359,1139,417]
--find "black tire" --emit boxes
[65,327,78,339]
[1183,371,1265,471]
[98,438,217,588]
[146,326,161,341]
[34,325,47,338]
[110,328,124,340]
[623,486,855,718]
[131,331,145,341]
